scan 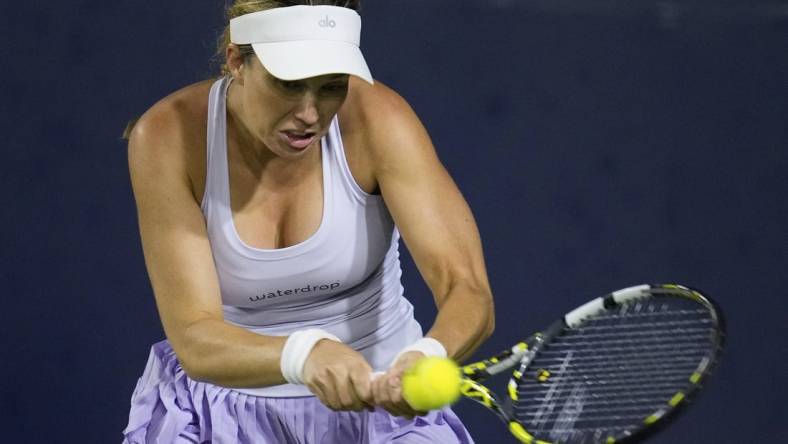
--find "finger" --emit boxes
[341,368,374,411]
[388,378,410,415]
[388,388,424,419]
[391,351,424,374]
[374,372,415,417]
[351,372,374,409]
[371,373,397,413]
[313,376,342,411]
[371,372,389,405]
[307,382,328,406]
[389,383,427,418]
[382,376,412,417]
[334,375,363,411]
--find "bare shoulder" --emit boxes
[127,79,215,201]
[340,78,420,138]
[339,78,433,175]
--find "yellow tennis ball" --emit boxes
[401,357,461,411]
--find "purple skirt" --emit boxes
[122,340,475,443]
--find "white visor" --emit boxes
[230,5,373,84]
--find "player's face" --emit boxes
[237,59,349,159]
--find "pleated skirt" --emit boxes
[122,340,474,444]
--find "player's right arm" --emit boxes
[127,99,371,410]
[128,102,288,388]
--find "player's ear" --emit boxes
[226,44,246,86]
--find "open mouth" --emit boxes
[281,130,317,150]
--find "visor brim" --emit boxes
[251,40,373,84]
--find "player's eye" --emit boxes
[322,82,348,93]
[278,80,304,91]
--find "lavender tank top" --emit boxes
[200,76,423,397]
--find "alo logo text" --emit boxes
[318,15,336,28]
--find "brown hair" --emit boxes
[122,0,361,140]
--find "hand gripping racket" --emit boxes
[459,284,725,444]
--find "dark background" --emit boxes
[2,0,787,442]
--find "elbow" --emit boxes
[486,313,495,339]
[478,289,495,341]
[178,352,210,383]
[462,282,495,341]
[168,321,215,383]
[172,339,210,382]
[483,305,495,340]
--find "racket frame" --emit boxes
[458,283,725,444]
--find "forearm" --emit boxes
[424,282,495,363]
[175,318,288,388]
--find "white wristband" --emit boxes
[392,337,447,365]
[280,328,341,385]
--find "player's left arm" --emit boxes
[365,84,496,363]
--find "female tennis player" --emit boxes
[122,1,493,442]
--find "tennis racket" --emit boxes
[458,283,725,444]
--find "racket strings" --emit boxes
[513,297,716,443]
[577,307,708,322]
[516,357,699,379]
[531,345,712,365]
[544,338,711,354]
[521,393,687,409]
[574,316,710,332]
[520,385,700,406]
[518,370,698,393]
[554,325,712,344]
[565,316,712,338]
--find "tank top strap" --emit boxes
[201,76,233,217]
[324,116,379,204]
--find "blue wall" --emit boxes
[2,1,787,442]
